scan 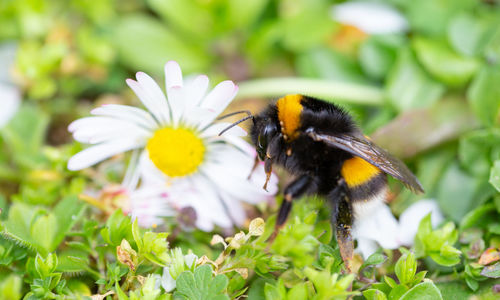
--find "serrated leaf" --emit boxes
[175,265,229,300]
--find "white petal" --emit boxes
[164,61,183,90]
[126,79,169,125]
[167,86,184,125]
[122,149,142,190]
[185,75,209,108]
[183,107,218,130]
[219,191,246,227]
[356,237,380,259]
[0,83,20,128]
[200,81,238,116]
[136,72,171,125]
[70,116,150,144]
[161,267,176,292]
[69,116,136,132]
[398,200,444,246]
[353,203,399,249]
[331,1,408,34]
[202,148,277,203]
[179,177,232,229]
[67,138,140,170]
[139,153,168,185]
[91,104,158,130]
[221,135,256,155]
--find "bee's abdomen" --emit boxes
[340,156,388,202]
[347,172,387,202]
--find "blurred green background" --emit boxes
[1,0,500,298]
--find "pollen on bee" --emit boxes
[286,148,292,156]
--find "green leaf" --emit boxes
[313,220,332,244]
[395,252,417,285]
[489,160,500,192]
[404,0,476,37]
[480,262,500,278]
[147,0,214,40]
[363,289,387,300]
[400,282,443,300]
[264,283,283,300]
[389,285,409,300]
[297,48,368,83]
[1,104,49,167]
[429,253,461,267]
[448,13,495,57]
[460,204,497,230]
[226,0,268,29]
[437,163,479,222]
[174,265,229,300]
[0,274,22,300]
[1,202,43,253]
[280,1,336,52]
[459,128,500,177]
[101,209,133,247]
[360,253,387,272]
[412,36,480,87]
[467,67,500,126]
[52,195,85,250]
[113,14,209,75]
[287,283,307,300]
[359,35,402,81]
[385,48,445,112]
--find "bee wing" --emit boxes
[307,130,424,194]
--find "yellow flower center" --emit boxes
[146,127,205,177]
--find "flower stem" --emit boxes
[236,77,385,106]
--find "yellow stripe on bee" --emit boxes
[277,94,303,140]
[341,157,381,187]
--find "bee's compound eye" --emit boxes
[257,135,267,160]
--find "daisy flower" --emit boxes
[353,199,444,258]
[331,1,408,34]
[68,61,277,230]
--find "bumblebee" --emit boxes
[220,94,424,270]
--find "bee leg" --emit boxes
[269,175,317,243]
[329,179,353,272]
[262,157,273,191]
[247,155,260,180]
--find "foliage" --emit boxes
[1,0,500,298]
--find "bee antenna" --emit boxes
[218,115,254,136]
[217,110,253,121]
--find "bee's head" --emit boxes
[251,116,278,161]
[218,109,279,161]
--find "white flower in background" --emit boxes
[161,249,198,292]
[68,61,277,230]
[0,43,21,128]
[354,199,444,258]
[126,184,176,228]
[331,1,408,34]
